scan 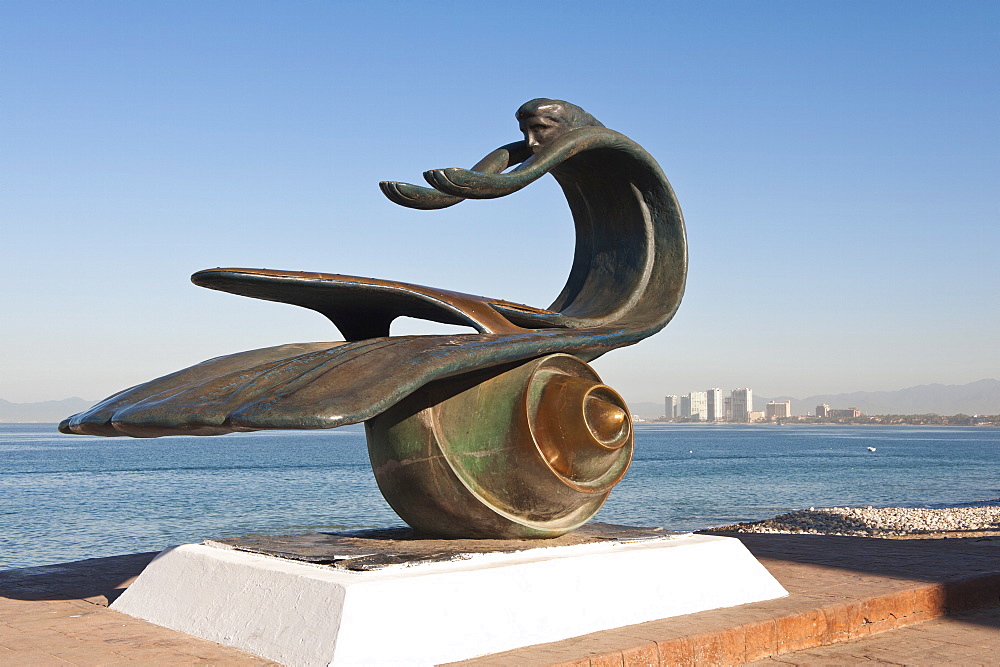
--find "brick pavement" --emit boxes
[0,552,275,665]
[455,533,1000,665]
[0,533,998,665]
[751,606,1000,665]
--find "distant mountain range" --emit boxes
[0,397,94,423]
[628,379,1000,420]
[4,378,1000,423]
[760,379,1000,418]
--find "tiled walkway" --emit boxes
[751,606,1000,665]
[0,552,275,664]
[1,533,998,665]
[456,533,1000,665]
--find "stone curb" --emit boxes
[543,572,1000,666]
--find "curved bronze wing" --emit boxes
[417,127,687,332]
[61,125,686,437]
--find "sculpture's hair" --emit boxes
[516,98,605,129]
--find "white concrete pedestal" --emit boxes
[111,533,786,666]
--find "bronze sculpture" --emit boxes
[61,99,687,538]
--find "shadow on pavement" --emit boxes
[0,552,158,605]
[710,531,1000,629]
[2,532,999,634]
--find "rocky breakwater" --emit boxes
[707,505,1000,538]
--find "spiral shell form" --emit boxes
[365,353,633,538]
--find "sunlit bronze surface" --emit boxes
[366,354,632,538]
[61,98,687,538]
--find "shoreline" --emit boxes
[705,504,1000,539]
[3,504,998,572]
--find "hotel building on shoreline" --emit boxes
[731,388,752,423]
[659,391,869,423]
[765,400,792,420]
[664,395,679,420]
[707,388,723,422]
[680,391,708,421]
[664,387,755,422]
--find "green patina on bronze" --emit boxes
[367,355,632,538]
[61,98,687,538]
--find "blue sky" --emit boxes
[2,1,997,404]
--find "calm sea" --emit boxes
[2,423,998,569]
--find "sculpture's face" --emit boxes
[519,113,571,154]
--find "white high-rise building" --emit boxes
[706,388,723,422]
[664,395,679,420]
[690,391,708,421]
[765,400,791,420]
[682,391,708,421]
[731,388,752,423]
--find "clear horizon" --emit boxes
[4,376,999,409]
[2,2,997,405]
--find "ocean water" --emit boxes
[2,423,998,570]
